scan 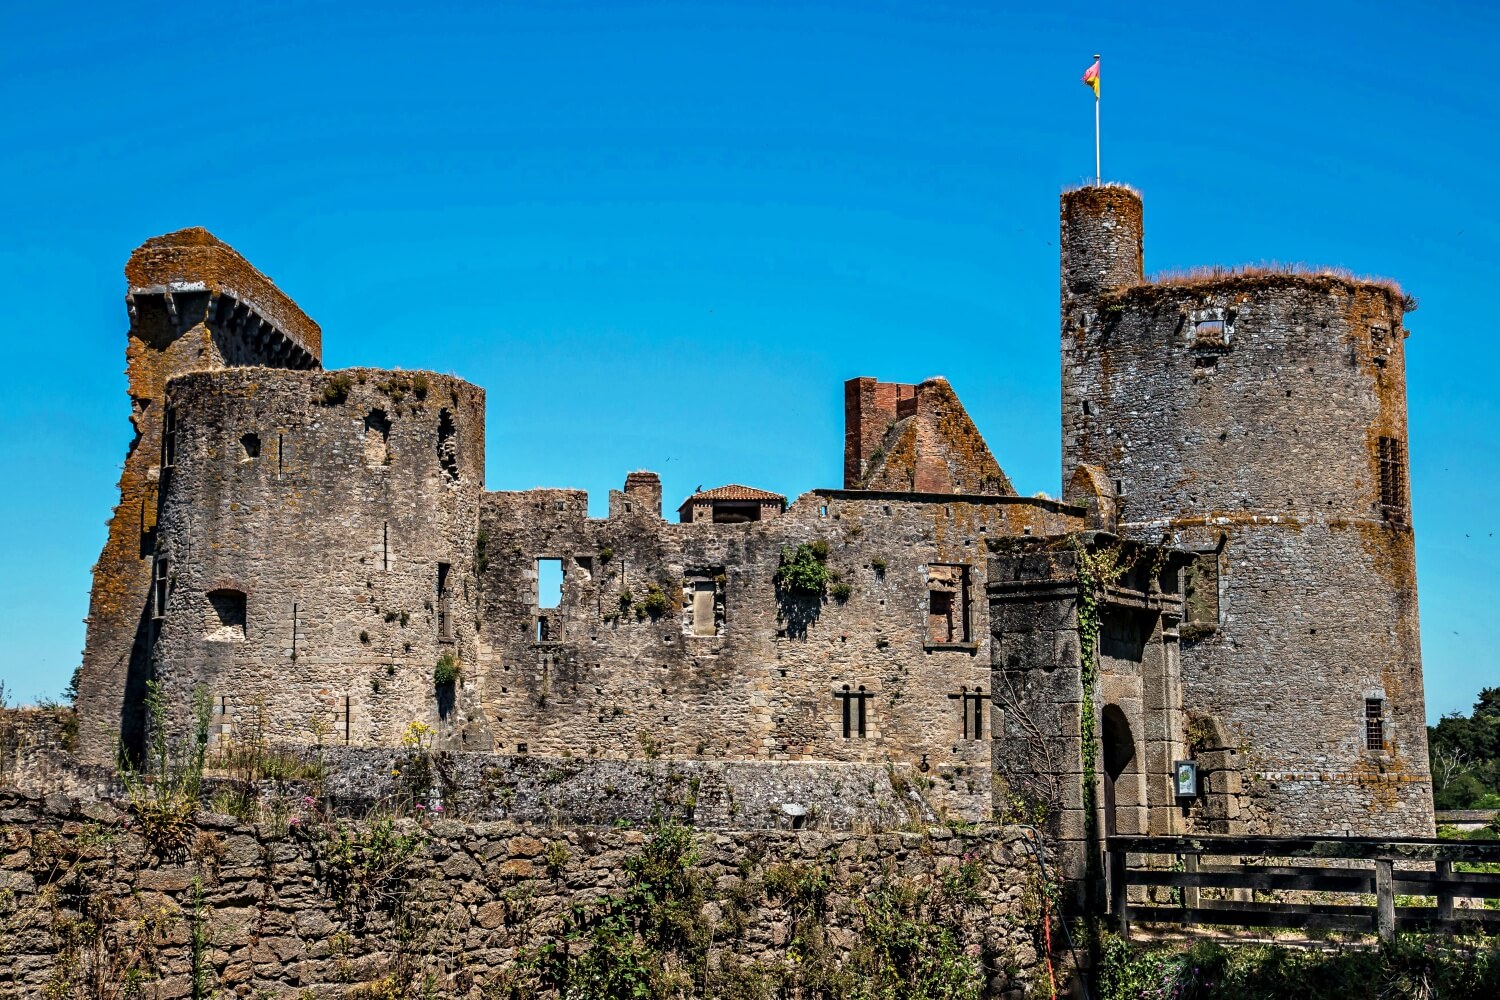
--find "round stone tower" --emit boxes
[1059,186,1432,836]
[149,367,491,752]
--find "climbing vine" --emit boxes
[1072,539,1133,912]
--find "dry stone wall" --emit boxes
[0,789,1051,999]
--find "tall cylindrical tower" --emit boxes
[1059,187,1432,836]
[150,367,490,752]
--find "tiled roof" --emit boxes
[680,484,786,504]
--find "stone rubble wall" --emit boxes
[0,789,1052,999]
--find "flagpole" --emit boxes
[1094,53,1101,185]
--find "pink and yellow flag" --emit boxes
[1082,59,1100,98]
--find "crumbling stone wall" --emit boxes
[844,377,1015,494]
[479,484,1083,821]
[1059,185,1432,836]
[0,789,1051,999]
[149,367,489,754]
[78,230,322,765]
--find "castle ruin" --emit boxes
[73,185,1435,894]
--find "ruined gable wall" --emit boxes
[478,486,1084,821]
[147,367,489,753]
[1059,190,1432,836]
[846,378,1014,495]
[78,233,322,765]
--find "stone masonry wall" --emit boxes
[1058,185,1432,837]
[150,367,489,755]
[479,485,1083,822]
[0,789,1051,999]
[78,230,321,765]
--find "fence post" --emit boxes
[1436,859,1453,921]
[1183,852,1200,915]
[1375,858,1395,943]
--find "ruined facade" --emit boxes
[74,186,1434,895]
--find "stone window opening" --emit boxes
[949,686,986,740]
[161,405,178,471]
[926,564,970,645]
[152,557,170,625]
[537,559,564,608]
[277,433,285,480]
[1378,436,1408,522]
[382,523,389,571]
[437,562,453,641]
[335,694,352,744]
[682,570,727,637]
[437,409,459,482]
[1365,698,1385,752]
[240,432,260,460]
[364,409,392,466]
[835,684,871,738]
[211,694,233,747]
[1370,323,1391,365]
[206,589,247,641]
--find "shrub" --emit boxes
[433,653,460,687]
[774,542,833,596]
[830,581,853,603]
[641,583,671,619]
[321,373,354,405]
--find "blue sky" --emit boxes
[0,1,1495,723]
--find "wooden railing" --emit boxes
[1107,835,1500,942]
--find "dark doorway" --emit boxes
[1101,705,1137,839]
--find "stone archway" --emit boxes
[1101,704,1143,837]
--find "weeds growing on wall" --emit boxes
[493,822,990,1000]
[119,681,210,854]
[1098,933,1500,1000]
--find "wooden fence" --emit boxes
[1107,834,1500,942]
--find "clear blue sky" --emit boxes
[1,1,1495,724]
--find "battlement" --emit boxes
[126,227,322,363]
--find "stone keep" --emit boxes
[1060,184,1430,836]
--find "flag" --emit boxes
[1082,59,1100,99]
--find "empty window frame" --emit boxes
[205,589,247,641]
[1182,551,1220,628]
[1365,698,1385,752]
[162,406,178,470]
[1378,437,1408,521]
[152,558,170,623]
[683,570,726,637]
[537,559,564,609]
[437,409,459,481]
[240,432,260,460]
[926,564,970,644]
[437,562,453,641]
[364,409,392,466]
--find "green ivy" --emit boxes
[774,541,833,596]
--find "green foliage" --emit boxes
[409,372,430,400]
[1098,933,1500,1000]
[1430,687,1500,809]
[774,541,833,596]
[301,816,424,918]
[870,558,887,574]
[475,528,491,575]
[640,584,671,620]
[120,681,210,854]
[433,653,461,687]
[543,841,570,879]
[322,372,354,405]
[830,581,853,603]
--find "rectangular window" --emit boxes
[437,562,453,641]
[1365,698,1385,751]
[951,687,985,740]
[537,558,563,608]
[162,406,178,470]
[1378,436,1408,521]
[152,558,169,621]
[926,565,970,644]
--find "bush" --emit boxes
[641,584,671,619]
[433,653,460,687]
[774,542,833,596]
[830,581,853,603]
[321,373,354,405]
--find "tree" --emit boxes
[1428,687,1500,809]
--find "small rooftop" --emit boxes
[678,485,788,524]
